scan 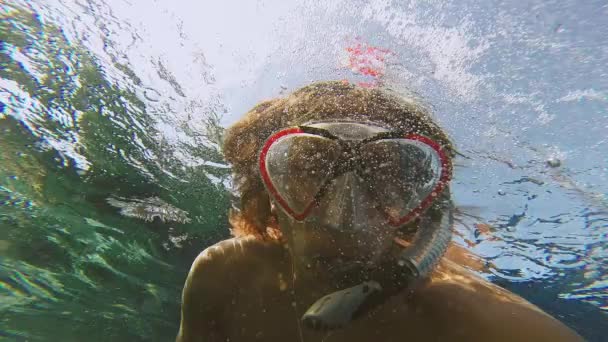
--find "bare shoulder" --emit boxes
[428,258,538,308]
[177,236,287,342]
[192,235,286,269]
[183,234,287,305]
[412,258,584,341]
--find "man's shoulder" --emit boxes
[424,258,550,317]
[189,236,287,278]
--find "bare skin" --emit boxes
[177,235,583,342]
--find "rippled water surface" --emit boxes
[1,0,607,341]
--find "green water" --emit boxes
[1,4,230,341]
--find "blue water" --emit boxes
[1,0,607,341]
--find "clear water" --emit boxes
[1,0,606,341]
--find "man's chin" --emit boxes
[321,258,371,283]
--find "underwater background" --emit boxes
[1,0,606,341]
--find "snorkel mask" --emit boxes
[259,120,454,330]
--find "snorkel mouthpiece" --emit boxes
[302,281,382,330]
[302,204,453,331]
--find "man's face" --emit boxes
[262,121,450,281]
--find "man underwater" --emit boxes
[177,81,582,342]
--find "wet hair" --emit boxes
[223,81,454,240]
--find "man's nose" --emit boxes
[316,173,358,231]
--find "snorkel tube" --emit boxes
[398,201,453,279]
[301,202,453,331]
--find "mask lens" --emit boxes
[263,133,341,216]
[359,139,443,225]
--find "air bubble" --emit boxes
[546,158,561,168]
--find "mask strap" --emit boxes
[298,125,340,140]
